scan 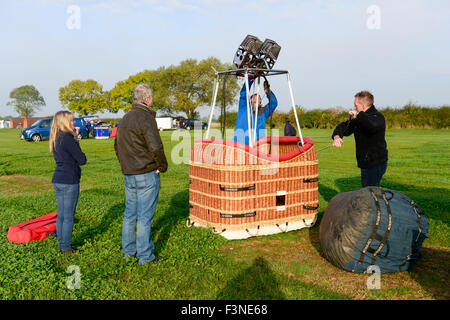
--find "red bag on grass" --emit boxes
[7,212,57,243]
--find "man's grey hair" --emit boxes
[133,84,153,104]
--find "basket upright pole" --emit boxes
[287,72,304,146]
[244,71,253,148]
[252,77,261,146]
[205,75,220,139]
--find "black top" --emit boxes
[284,122,297,136]
[52,131,87,184]
[332,105,388,169]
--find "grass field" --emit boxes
[0,128,449,300]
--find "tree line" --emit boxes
[59,57,239,119]
[6,57,239,119]
[4,56,449,129]
[219,104,450,129]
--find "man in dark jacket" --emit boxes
[284,118,297,136]
[114,84,168,265]
[332,91,388,187]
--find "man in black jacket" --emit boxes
[284,118,297,136]
[114,84,168,265]
[332,91,388,187]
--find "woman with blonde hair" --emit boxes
[50,111,86,254]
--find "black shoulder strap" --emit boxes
[359,188,393,266]
[399,200,426,272]
[367,233,390,258]
[411,200,423,242]
[359,188,382,264]
[369,191,392,265]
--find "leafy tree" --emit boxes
[109,67,170,113]
[164,57,239,118]
[7,85,46,118]
[109,57,239,118]
[59,79,110,116]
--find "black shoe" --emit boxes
[144,255,166,265]
[154,255,166,263]
[60,248,80,254]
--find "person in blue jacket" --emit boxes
[85,120,92,138]
[232,78,278,145]
[49,110,87,254]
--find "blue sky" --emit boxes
[1,0,449,119]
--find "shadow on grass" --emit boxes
[152,189,190,254]
[408,247,450,300]
[216,257,286,300]
[73,201,124,248]
[318,182,339,203]
[72,189,190,255]
[317,182,339,227]
[215,256,349,300]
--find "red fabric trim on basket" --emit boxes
[195,136,314,162]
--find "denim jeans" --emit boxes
[53,183,80,251]
[361,161,388,187]
[122,170,160,264]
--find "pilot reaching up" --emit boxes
[232,78,278,145]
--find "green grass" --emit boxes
[0,128,449,300]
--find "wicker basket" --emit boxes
[188,136,319,239]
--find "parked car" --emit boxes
[93,121,112,128]
[21,117,89,142]
[179,119,208,130]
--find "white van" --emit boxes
[0,120,10,128]
[155,117,173,131]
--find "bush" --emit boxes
[218,105,449,129]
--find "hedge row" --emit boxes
[217,104,450,129]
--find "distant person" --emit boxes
[284,118,296,136]
[233,78,278,145]
[49,110,87,254]
[114,84,168,265]
[332,91,388,187]
[85,120,92,138]
[177,119,184,130]
[89,121,95,137]
[111,121,119,138]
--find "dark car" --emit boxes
[93,121,112,128]
[179,119,208,130]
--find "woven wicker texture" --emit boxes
[189,137,319,232]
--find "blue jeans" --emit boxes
[53,183,80,251]
[361,161,388,187]
[122,171,160,264]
